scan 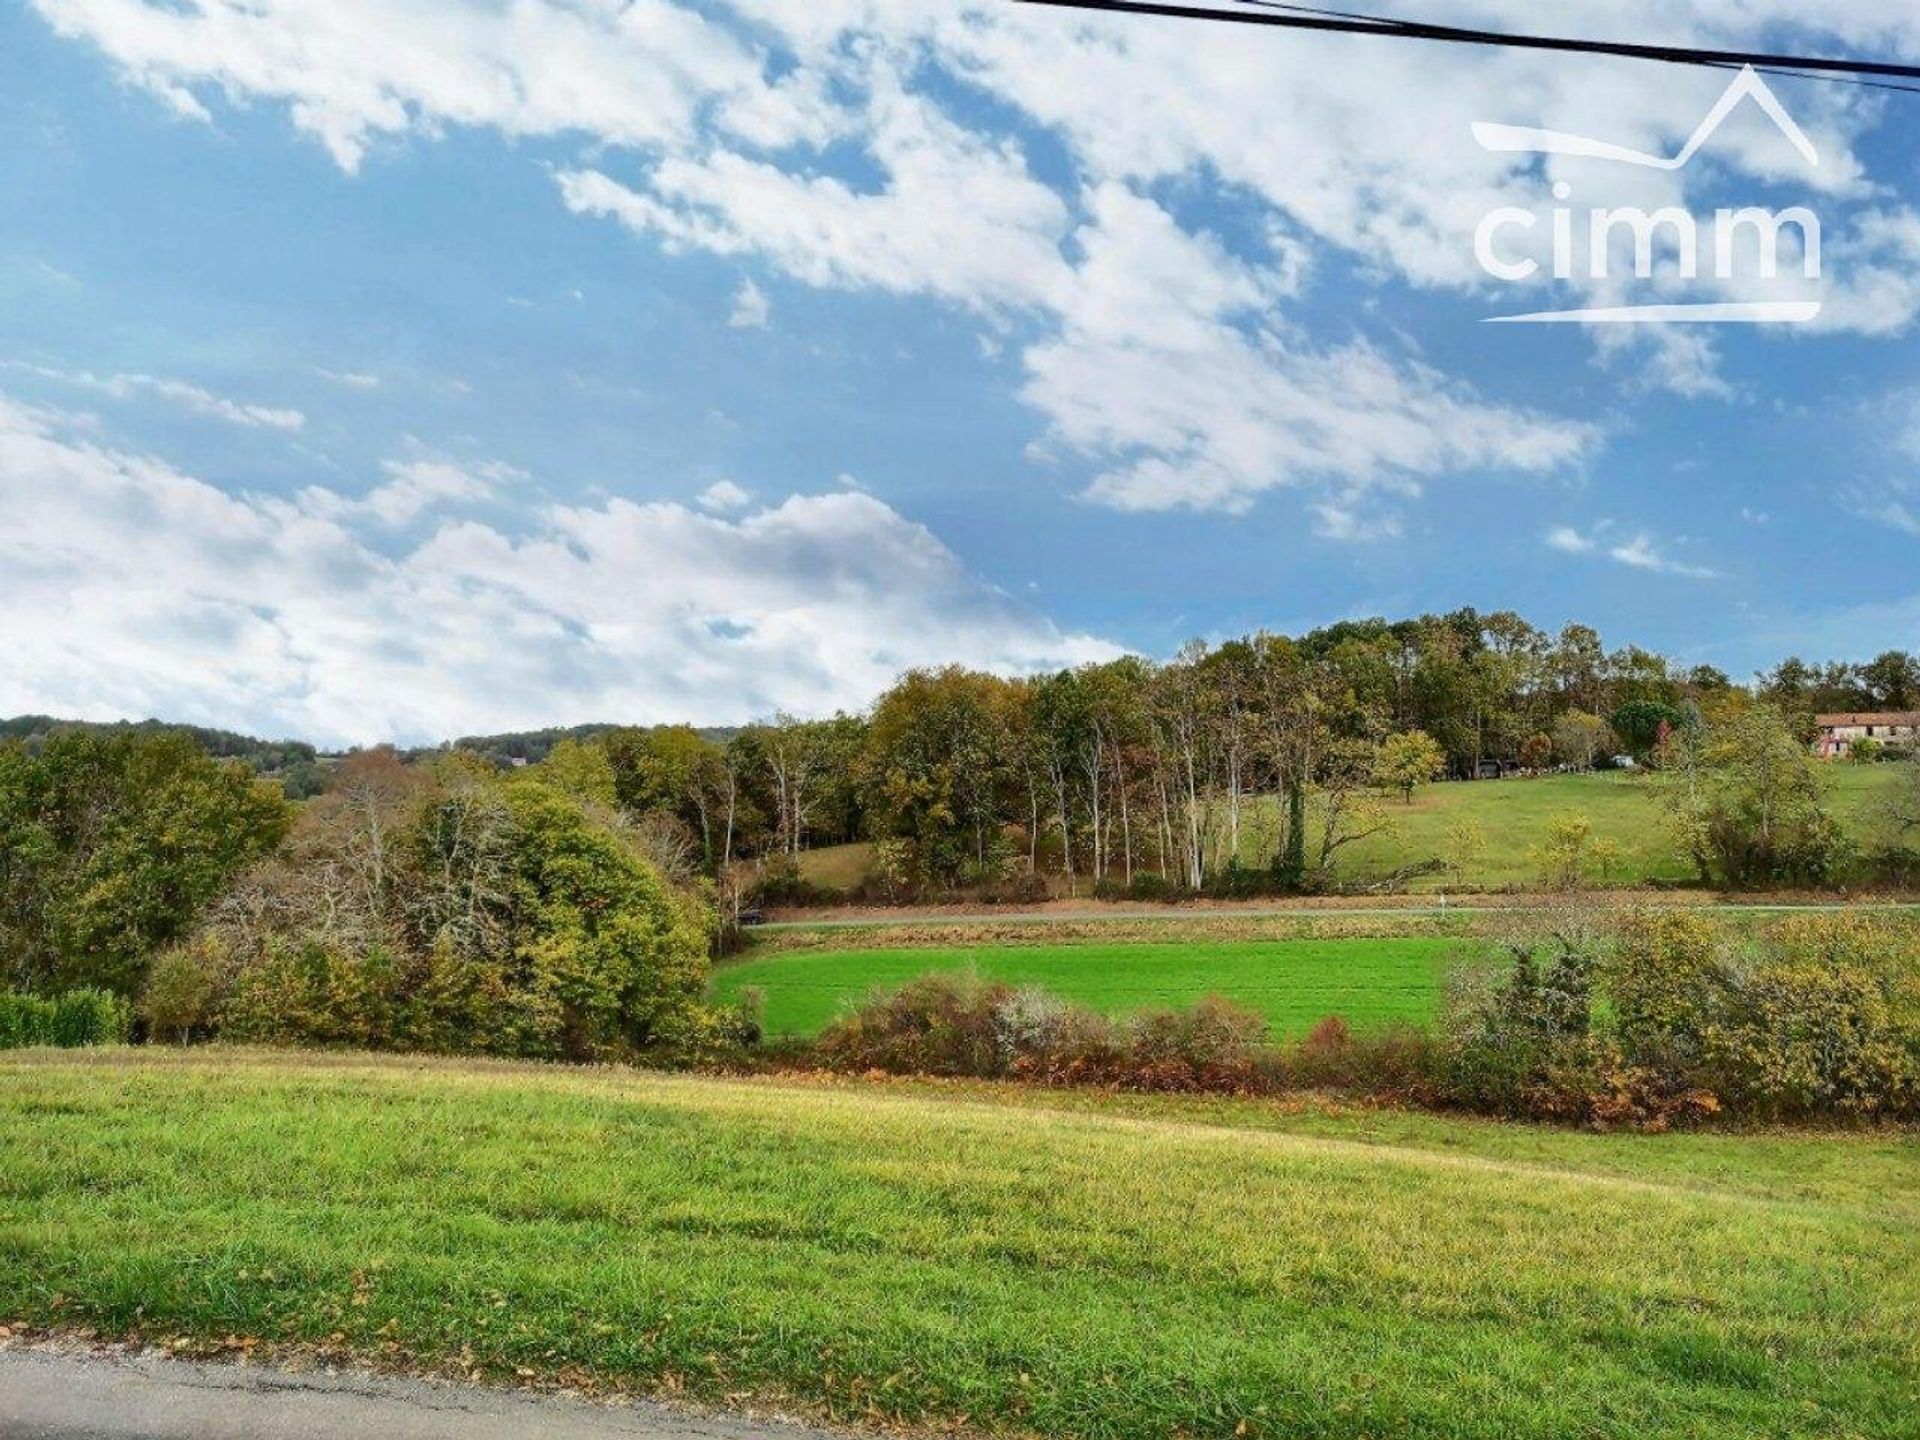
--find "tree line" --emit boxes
[548,613,1919,897]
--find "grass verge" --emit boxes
[3,1049,1916,1439]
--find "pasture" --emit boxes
[2,1050,1914,1440]
[796,765,1909,894]
[712,936,1457,1038]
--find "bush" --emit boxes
[1439,908,1920,1126]
[0,988,132,1049]
[174,757,733,1064]
[141,940,226,1043]
[1699,914,1920,1118]
[1125,997,1271,1092]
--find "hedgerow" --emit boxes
[0,987,132,1049]
[806,910,1920,1127]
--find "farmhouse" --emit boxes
[1814,711,1920,758]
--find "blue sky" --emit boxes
[2,1,1918,745]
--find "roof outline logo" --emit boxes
[1470,66,1824,326]
[1472,65,1818,172]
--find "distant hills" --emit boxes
[1,714,330,798]
[0,715,739,794]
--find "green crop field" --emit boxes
[3,1051,1915,1440]
[798,766,1908,894]
[714,937,1459,1038]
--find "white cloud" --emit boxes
[1546,525,1595,554]
[1031,187,1595,519]
[301,457,519,527]
[6,361,305,430]
[727,278,770,329]
[26,1,1920,510]
[697,478,753,512]
[0,395,1113,745]
[29,0,769,172]
[556,70,1074,315]
[1548,520,1721,578]
[316,368,380,389]
[1607,534,1721,578]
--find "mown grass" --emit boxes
[796,767,1909,894]
[1,1050,1915,1439]
[713,937,1458,1038]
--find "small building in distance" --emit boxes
[1814,711,1920,758]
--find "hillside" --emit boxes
[0,714,327,796]
[3,1050,1914,1440]
[799,766,1910,895]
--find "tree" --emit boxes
[1374,729,1446,804]
[1529,812,1594,891]
[0,730,290,996]
[1610,699,1687,759]
[1443,818,1487,886]
[1860,650,1920,710]
[1309,736,1394,884]
[860,667,1016,890]
[1551,709,1612,770]
[200,762,719,1060]
[1518,732,1553,774]
[538,737,619,808]
[1656,704,1843,888]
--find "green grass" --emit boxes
[795,839,875,889]
[1331,765,1906,890]
[797,768,1909,894]
[714,936,1457,1038]
[2,1050,1915,1439]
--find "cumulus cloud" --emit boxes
[0,396,1113,745]
[300,457,520,527]
[23,1,1920,567]
[697,479,753,512]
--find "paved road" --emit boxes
[0,1347,837,1440]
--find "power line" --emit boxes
[1009,0,1920,85]
[1222,0,1920,93]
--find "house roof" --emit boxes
[1815,712,1920,728]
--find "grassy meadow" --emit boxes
[2,1050,1916,1440]
[713,936,1456,1038]
[797,765,1910,895]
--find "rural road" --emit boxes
[0,1347,838,1440]
[755,899,1920,929]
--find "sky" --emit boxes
[1,0,1918,747]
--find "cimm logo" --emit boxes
[1471,66,1822,324]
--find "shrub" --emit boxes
[141,939,227,1044]
[1440,908,1920,1125]
[1125,874,1191,903]
[0,988,132,1049]
[1126,996,1270,1092]
[814,978,1274,1094]
[1699,914,1920,1118]
[815,973,1010,1076]
[176,758,728,1064]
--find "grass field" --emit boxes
[3,1050,1915,1440]
[713,937,1457,1038]
[797,767,1908,894]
